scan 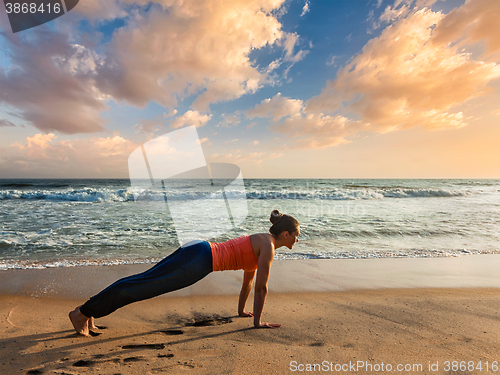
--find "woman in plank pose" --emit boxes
[69,209,300,336]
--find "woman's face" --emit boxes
[284,227,300,249]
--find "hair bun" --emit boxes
[270,209,283,224]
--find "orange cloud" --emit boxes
[432,0,500,56]
[247,93,303,121]
[134,118,165,134]
[95,0,301,112]
[306,4,500,133]
[272,113,364,149]
[25,134,57,159]
[247,1,500,150]
[1,134,138,178]
[0,32,108,134]
[208,150,284,166]
[247,94,364,149]
[170,110,212,129]
[72,0,126,20]
[1,0,303,135]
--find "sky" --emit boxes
[0,0,499,179]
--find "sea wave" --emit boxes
[274,247,500,260]
[2,247,500,270]
[0,188,135,202]
[0,186,470,202]
[246,188,468,200]
[0,182,71,189]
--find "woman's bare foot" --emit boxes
[69,306,90,337]
[89,316,98,330]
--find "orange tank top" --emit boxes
[209,235,258,272]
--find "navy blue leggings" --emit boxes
[80,241,213,318]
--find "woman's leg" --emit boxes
[79,240,213,319]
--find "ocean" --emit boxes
[1,178,499,270]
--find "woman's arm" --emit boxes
[253,243,281,328]
[238,270,256,317]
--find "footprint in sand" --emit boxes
[88,325,106,336]
[148,361,196,373]
[158,353,174,358]
[309,342,325,347]
[122,343,165,350]
[72,359,96,367]
[123,356,145,363]
[187,316,232,327]
[160,329,184,335]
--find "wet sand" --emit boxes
[1,257,500,374]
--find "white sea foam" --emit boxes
[0,185,470,202]
[2,247,500,270]
[0,257,161,271]
[246,188,468,200]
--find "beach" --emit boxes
[2,257,500,374]
[1,0,500,371]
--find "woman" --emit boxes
[69,210,300,336]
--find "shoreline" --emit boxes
[2,254,500,298]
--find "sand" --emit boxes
[1,257,500,374]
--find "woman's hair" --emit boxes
[269,210,299,236]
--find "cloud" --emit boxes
[94,0,294,112]
[326,56,338,66]
[279,32,309,77]
[170,110,212,129]
[72,0,127,21]
[300,1,310,17]
[379,2,412,23]
[1,0,301,134]
[369,0,440,32]
[432,0,500,56]
[134,109,181,134]
[244,1,500,150]
[247,93,364,148]
[199,137,210,145]
[26,133,56,151]
[271,112,365,149]
[0,119,16,127]
[219,113,241,128]
[282,33,299,61]
[208,150,284,165]
[0,133,137,177]
[306,6,500,133]
[0,30,108,134]
[134,118,165,134]
[256,31,309,81]
[247,93,303,121]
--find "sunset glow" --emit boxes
[0,0,499,178]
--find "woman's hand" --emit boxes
[255,322,281,328]
[239,311,254,317]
